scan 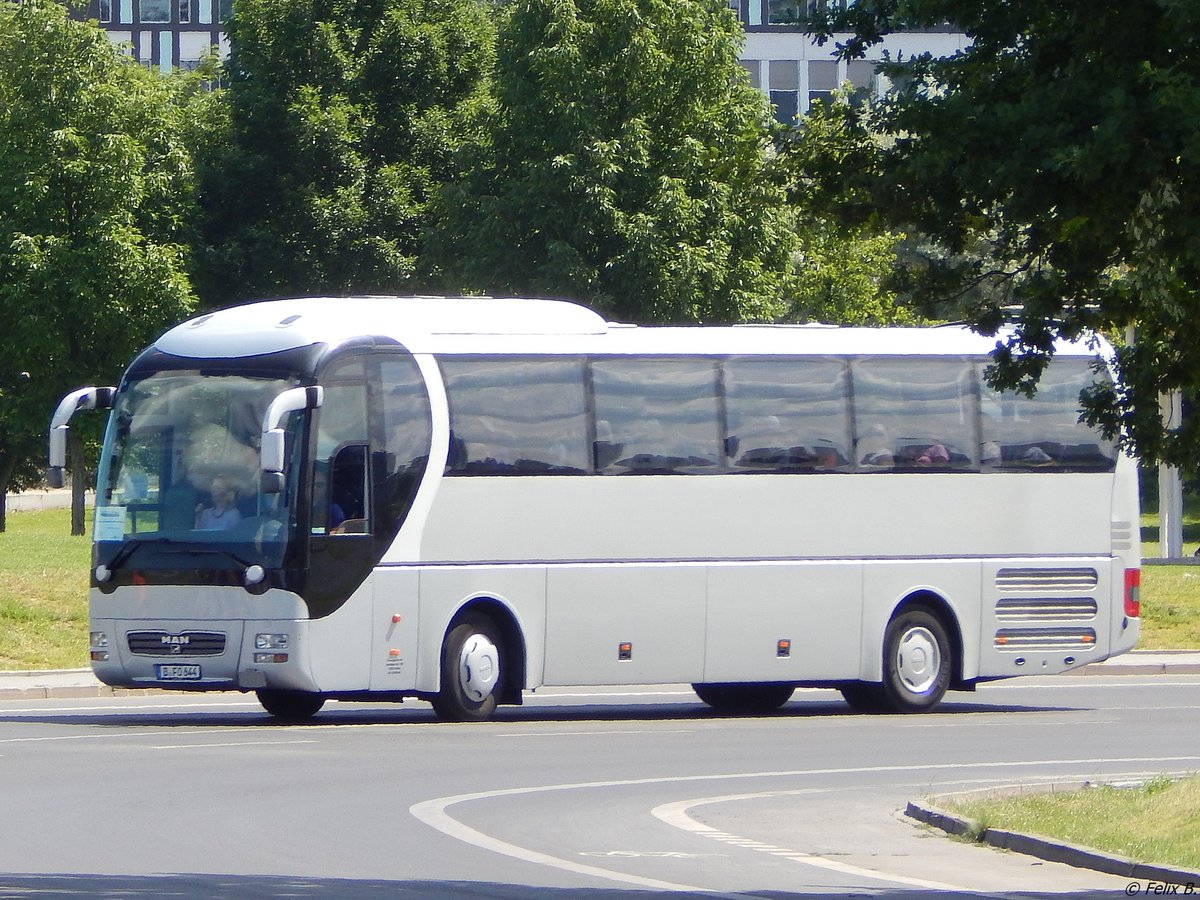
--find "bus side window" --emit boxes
[978,356,1117,471]
[591,358,722,474]
[313,357,370,535]
[329,444,368,534]
[723,357,852,473]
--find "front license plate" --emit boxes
[156,664,201,681]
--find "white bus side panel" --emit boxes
[413,566,547,694]
[859,561,984,683]
[305,584,374,692]
[703,562,862,682]
[544,565,706,685]
[415,475,1113,565]
[369,567,421,691]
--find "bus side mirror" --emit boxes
[47,386,115,488]
[260,386,323,493]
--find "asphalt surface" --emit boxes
[6,489,1200,886]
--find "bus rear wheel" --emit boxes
[431,613,505,722]
[692,682,795,713]
[257,688,325,722]
[879,607,952,713]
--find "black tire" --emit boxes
[256,688,325,722]
[877,607,953,713]
[839,682,890,713]
[692,682,795,713]
[431,613,505,722]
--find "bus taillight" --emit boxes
[1124,568,1141,618]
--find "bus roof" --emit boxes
[154,295,1107,360]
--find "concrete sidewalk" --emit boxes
[5,489,93,512]
[1,651,1198,701]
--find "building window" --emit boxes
[138,0,170,22]
[740,60,761,90]
[808,59,839,110]
[99,0,112,23]
[768,0,804,24]
[769,60,800,124]
[178,0,190,23]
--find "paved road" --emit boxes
[1,676,1198,898]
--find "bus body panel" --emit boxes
[368,567,421,691]
[413,566,547,694]
[307,582,373,691]
[543,564,707,685]
[703,560,862,683]
[417,474,1114,564]
[859,560,984,683]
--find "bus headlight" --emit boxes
[255,633,289,650]
[90,631,109,662]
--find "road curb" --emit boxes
[906,791,1200,886]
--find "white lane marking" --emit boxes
[409,755,1200,894]
[652,791,972,892]
[495,730,697,738]
[150,739,319,750]
[410,795,724,895]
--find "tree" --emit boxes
[0,0,196,532]
[777,97,913,325]
[430,0,794,323]
[811,0,1200,469]
[192,0,496,308]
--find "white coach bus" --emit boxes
[48,296,1141,721]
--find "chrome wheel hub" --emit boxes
[457,633,500,703]
[895,626,941,695]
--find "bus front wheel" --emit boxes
[692,682,795,713]
[257,688,325,722]
[431,614,505,722]
[878,607,952,713]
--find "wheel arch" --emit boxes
[444,595,527,705]
[889,590,965,688]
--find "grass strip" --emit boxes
[0,508,91,670]
[940,775,1200,872]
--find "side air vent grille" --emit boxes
[995,597,1098,621]
[127,631,226,657]
[995,568,1099,593]
[994,628,1097,651]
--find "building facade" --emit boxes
[733,0,967,121]
[80,0,964,100]
[82,0,228,71]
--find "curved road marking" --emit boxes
[651,790,970,892]
[409,755,1200,894]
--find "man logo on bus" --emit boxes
[161,635,190,654]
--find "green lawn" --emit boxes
[0,508,91,670]
[940,775,1200,872]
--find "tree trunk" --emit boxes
[69,429,86,536]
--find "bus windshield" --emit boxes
[94,369,304,568]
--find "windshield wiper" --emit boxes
[171,547,257,570]
[102,537,183,573]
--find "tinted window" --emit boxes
[592,359,722,474]
[724,357,852,472]
[980,357,1117,471]
[312,357,370,534]
[443,358,589,475]
[852,357,978,469]
[378,355,432,525]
